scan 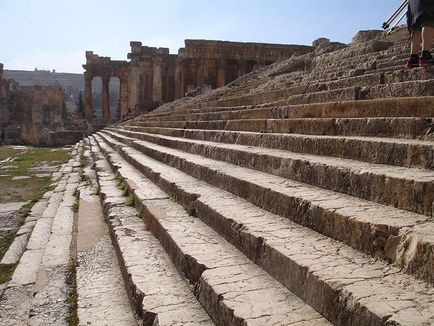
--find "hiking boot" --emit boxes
[406,54,420,69]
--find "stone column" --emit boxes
[152,57,163,103]
[196,59,204,87]
[119,78,130,118]
[175,60,184,99]
[217,59,226,88]
[128,63,141,113]
[84,72,93,121]
[101,76,110,124]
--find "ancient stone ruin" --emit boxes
[83,40,312,122]
[1,27,434,325]
[0,63,82,145]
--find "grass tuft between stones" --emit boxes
[0,263,17,284]
[66,259,78,326]
[126,195,135,207]
[187,201,197,217]
[0,233,15,260]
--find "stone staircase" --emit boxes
[100,35,433,325]
[1,33,434,325]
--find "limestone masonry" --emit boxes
[0,63,74,145]
[1,27,434,325]
[83,40,312,123]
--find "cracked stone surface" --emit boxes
[77,237,136,325]
[93,136,331,325]
[29,265,70,326]
[114,128,434,216]
[76,182,136,326]
[94,132,434,326]
[100,131,434,284]
[91,141,214,325]
[0,285,33,326]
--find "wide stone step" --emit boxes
[384,68,434,84]
[136,114,430,140]
[76,141,137,325]
[92,134,331,326]
[98,130,434,286]
[93,133,434,326]
[137,97,434,122]
[365,79,434,100]
[111,128,434,216]
[123,125,434,170]
[88,139,211,325]
[365,64,407,75]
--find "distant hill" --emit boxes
[4,69,120,118]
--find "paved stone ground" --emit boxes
[0,201,28,237]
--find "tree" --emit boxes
[76,92,85,119]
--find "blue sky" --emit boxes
[0,0,401,73]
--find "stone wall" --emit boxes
[83,40,314,120]
[18,86,67,144]
[0,64,74,145]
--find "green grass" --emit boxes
[116,175,129,196]
[126,195,135,207]
[0,233,18,284]
[0,233,15,261]
[187,201,197,217]
[169,192,180,204]
[72,201,80,213]
[0,146,71,204]
[5,147,71,177]
[0,263,17,284]
[66,259,78,326]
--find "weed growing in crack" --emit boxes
[115,174,129,196]
[169,192,180,204]
[0,263,17,284]
[186,201,197,217]
[66,259,78,326]
[126,195,135,207]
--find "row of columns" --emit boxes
[83,57,262,122]
[84,73,129,123]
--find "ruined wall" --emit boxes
[128,45,178,113]
[178,40,313,93]
[0,64,69,145]
[19,86,66,144]
[84,40,314,118]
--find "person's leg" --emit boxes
[420,24,434,66]
[407,29,422,68]
[411,30,422,54]
[422,26,434,51]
